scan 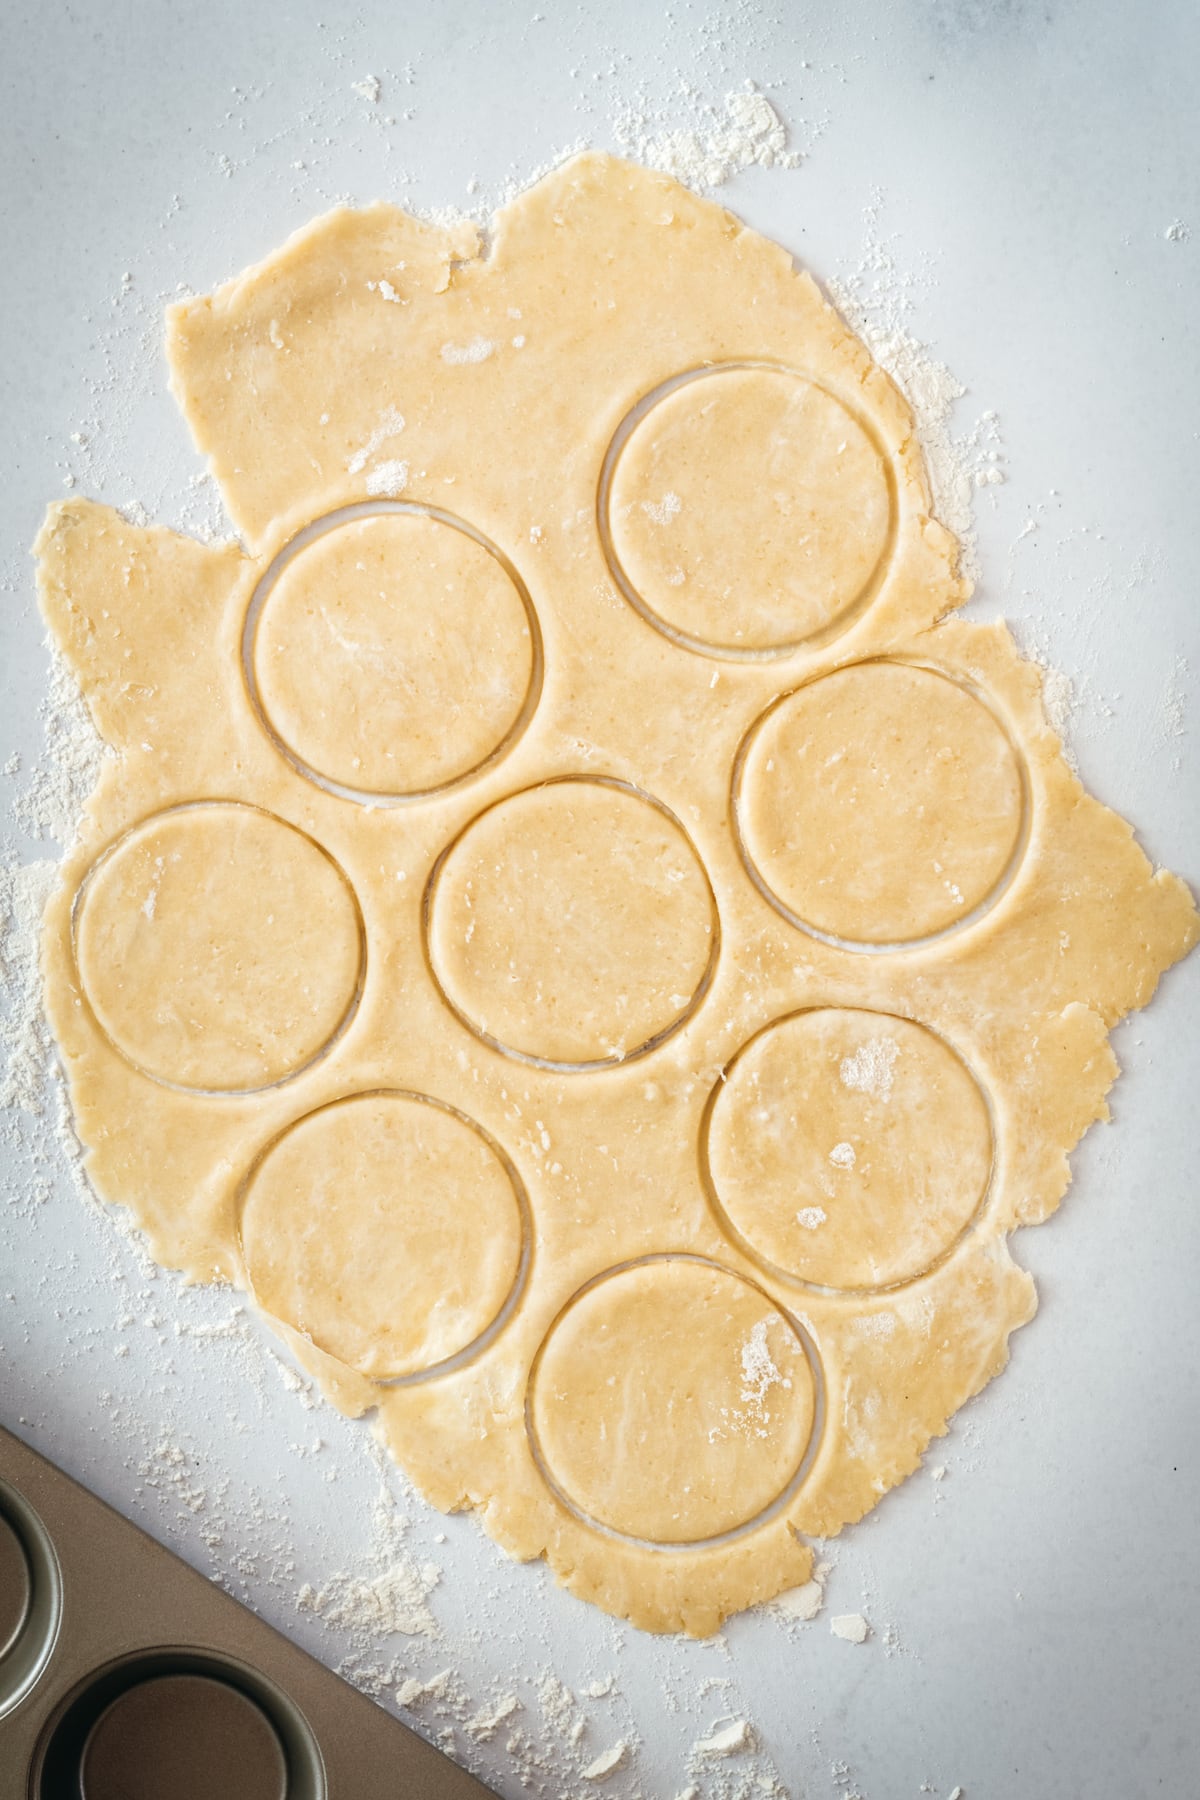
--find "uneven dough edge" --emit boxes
[30,152,1200,1633]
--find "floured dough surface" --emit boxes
[251,510,537,797]
[735,661,1027,944]
[529,1259,818,1544]
[426,777,717,1067]
[703,1008,993,1291]
[604,365,893,654]
[74,803,364,1093]
[34,152,1197,1635]
[239,1090,527,1380]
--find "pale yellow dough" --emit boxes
[238,1091,527,1380]
[34,153,1197,1635]
[252,511,536,796]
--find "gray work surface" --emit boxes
[2,4,1197,1797]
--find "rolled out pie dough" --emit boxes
[34,153,1198,1634]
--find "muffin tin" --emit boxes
[0,1423,495,1798]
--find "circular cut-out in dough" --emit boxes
[239,1090,530,1382]
[599,363,896,660]
[526,1255,823,1547]
[734,659,1029,949]
[423,776,719,1070]
[73,803,364,1095]
[244,501,542,803]
[702,1008,994,1293]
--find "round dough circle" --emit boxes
[704,1009,993,1291]
[239,1092,527,1380]
[252,512,536,795]
[528,1259,819,1544]
[425,779,717,1067]
[75,805,363,1093]
[605,366,893,655]
[736,661,1026,945]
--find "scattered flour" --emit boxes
[1039,661,1077,761]
[796,1205,827,1230]
[0,858,56,1115]
[839,1036,899,1103]
[828,193,1006,581]
[396,1668,456,1709]
[614,81,801,191]
[693,1717,755,1756]
[768,1575,825,1623]
[11,648,108,847]
[831,1612,871,1645]
[537,1671,579,1740]
[828,1141,856,1168]
[465,1692,521,1741]
[581,1741,627,1780]
[735,1320,791,1434]
[346,404,406,475]
[741,1320,783,1401]
[364,458,410,497]
[1160,654,1188,744]
[641,490,682,525]
[298,1544,439,1641]
[440,336,496,364]
[297,1491,440,1644]
[2,647,107,1126]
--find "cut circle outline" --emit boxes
[242,500,544,806]
[421,773,722,1073]
[524,1251,826,1552]
[597,360,900,663]
[731,656,1033,954]
[700,1004,999,1297]
[235,1087,533,1387]
[70,800,367,1098]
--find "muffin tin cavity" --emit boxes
[30,1651,324,1800]
[0,1478,62,1724]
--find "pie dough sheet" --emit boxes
[34,152,1198,1635]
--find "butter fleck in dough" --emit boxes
[34,153,1197,1635]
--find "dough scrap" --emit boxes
[33,152,1197,1635]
